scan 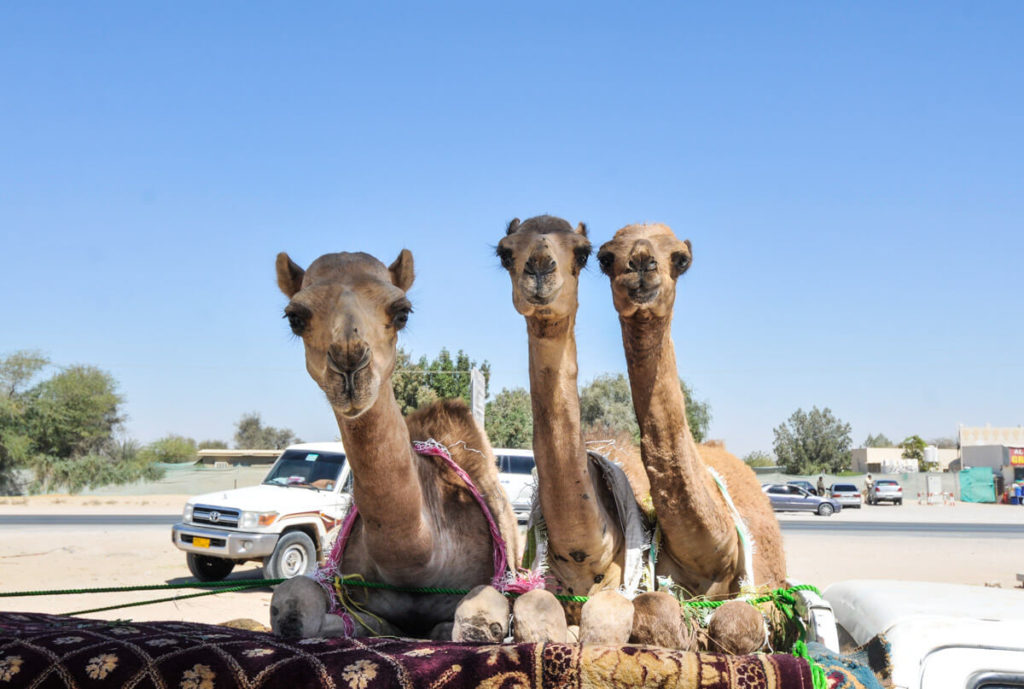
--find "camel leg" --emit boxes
[512,589,568,643]
[452,585,511,642]
[270,575,404,639]
[578,590,633,645]
[630,591,693,650]
[707,600,767,655]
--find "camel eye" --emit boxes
[597,251,614,275]
[573,244,591,270]
[284,305,310,336]
[671,251,691,276]
[390,301,413,330]
[496,246,514,270]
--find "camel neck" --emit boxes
[525,314,606,555]
[335,387,431,565]
[620,314,732,575]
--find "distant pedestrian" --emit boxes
[817,475,826,497]
[865,474,874,503]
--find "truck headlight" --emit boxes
[239,511,278,529]
[183,504,194,522]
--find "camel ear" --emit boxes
[670,239,693,278]
[276,252,305,297]
[389,249,415,292]
[574,222,587,237]
[506,218,521,235]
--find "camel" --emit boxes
[495,215,684,646]
[269,249,520,642]
[597,223,788,654]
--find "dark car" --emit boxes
[763,483,842,516]
[787,479,818,496]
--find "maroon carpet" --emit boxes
[0,612,822,688]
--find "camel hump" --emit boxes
[405,399,496,478]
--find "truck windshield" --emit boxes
[263,450,347,490]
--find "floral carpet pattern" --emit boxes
[0,612,879,689]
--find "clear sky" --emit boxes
[2,2,1021,457]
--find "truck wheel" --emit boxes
[265,531,317,580]
[187,553,235,582]
[817,503,835,517]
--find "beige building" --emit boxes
[850,446,959,473]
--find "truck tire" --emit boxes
[265,531,317,580]
[817,503,835,517]
[187,553,235,582]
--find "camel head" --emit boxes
[276,249,414,418]
[496,215,591,321]
[597,223,692,320]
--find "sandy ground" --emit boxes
[1,495,1022,627]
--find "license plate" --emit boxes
[193,537,210,548]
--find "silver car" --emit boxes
[762,483,843,516]
[867,479,903,505]
[495,448,536,523]
[828,482,862,509]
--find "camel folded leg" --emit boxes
[270,575,404,639]
[452,585,511,642]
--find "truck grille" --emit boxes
[192,504,241,528]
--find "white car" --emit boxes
[494,448,535,523]
[172,442,352,581]
[826,580,1024,687]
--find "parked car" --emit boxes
[867,478,903,505]
[763,483,842,516]
[172,442,352,581]
[828,482,862,508]
[494,448,535,522]
[787,479,818,496]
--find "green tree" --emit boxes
[24,365,124,459]
[141,434,198,463]
[391,347,491,415]
[198,439,229,450]
[234,413,300,449]
[0,351,50,494]
[579,373,712,444]
[743,450,776,468]
[0,352,163,495]
[485,387,533,449]
[772,407,852,474]
[863,433,893,448]
[580,374,639,441]
[899,434,933,471]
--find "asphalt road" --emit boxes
[2,514,1023,537]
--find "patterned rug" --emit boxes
[0,612,879,689]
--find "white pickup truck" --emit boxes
[171,442,352,581]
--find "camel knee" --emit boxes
[630,591,692,650]
[707,600,767,655]
[270,576,329,639]
[512,589,568,643]
[579,590,633,645]
[453,585,510,643]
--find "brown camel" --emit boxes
[269,249,520,642]
[495,215,684,646]
[597,223,787,653]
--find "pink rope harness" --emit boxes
[312,439,539,630]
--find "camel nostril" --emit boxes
[327,343,372,376]
[524,254,556,277]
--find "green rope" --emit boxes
[65,585,260,616]
[0,580,284,598]
[791,639,828,689]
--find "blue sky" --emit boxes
[2,2,1021,457]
